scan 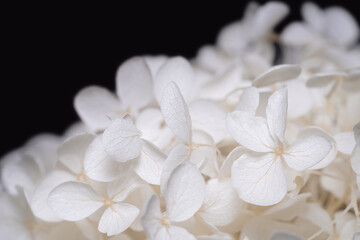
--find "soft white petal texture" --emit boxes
[266,88,287,144]
[165,226,197,240]
[270,231,304,240]
[84,136,129,182]
[141,194,162,239]
[160,144,189,194]
[287,80,313,119]
[103,116,142,162]
[189,100,227,143]
[296,127,336,169]
[1,155,41,195]
[217,20,248,56]
[334,132,356,155]
[74,86,121,132]
[280,22,313,46]
[165,163,205,222]
[306,72,346,88]
[231,153,287,206]
[299,203,333,237]
[31,170,74,222]
[154,56,194,103]
[116,57,153,112]
[133,139,166,185]
[58,133,95,174]
[48,181,104,221]
[251,1,289,40]
[252,65,301,87]
[227,111,275,152]
[235,87,259,115]
[353,232,360,240]
[351,146,360,175]
[198,178,241,226]
[284,134,332,171]
[98,203,139,236]
[160,82,192,144]
[219,146,248,179]
[108,173,143,202]
[325,6,359,47]
[302,2,325,33]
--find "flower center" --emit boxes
[160,215,170,227]
[274,146,284,156]
[76,172,87,182]
[104,198,113,207]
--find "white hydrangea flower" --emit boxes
[228,88,332,205]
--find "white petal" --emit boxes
[306,72,346,88]
[98,203,139,236]
[144,55,167,77]
[235,87,259,115]
[154,56,194,103]
[266,88,287,144]
[354,232,360,240]
[325,6,359,47]
[160,144,189,194]
[103,116,142,162]
[160,82,192,144]
[189,100,227,143]
[58,133,95,174]
[31,170,74,222]
[227,111,275,152]
[116,57,153,112]
[287,80,313,119]
[1,155,41,195]
[351,146,360,175]
[231,153,287,206]
[166,226,197,240]
[219,146,248,179]
[84,136,129,182]
[280,22,313,46]
[74,86,121,132]
[301,2,325,33]
[134,139,166,185]
[299,203,333,236]
[252,64,301,87]
[48,181,104,221]
[296,127,336,169]
[216,21,248,55]
[284,135,332,171]
[108,173,144,202]
[165,163,205,222]
[198,178,241,227]
[251,2,289,40]
[141,194,162,239]
[334,132,356,155]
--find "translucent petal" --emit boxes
[252,64,301,87]
[284,134,332,171]
[281,22,313,46]
[165,163,205,222]
[133,139,166,185]
[227,111,275,152]
[98,203,139,236]
[235,87,259,115]
[160,144,189,194]
[84,136,129,182]
[301,2,325,33]
[31,170,74,222]
[48,181,104,221]
[266,88,287,144]
[74,86,121,132]
[231,153,287,206]
[334,132,356,155]
[58,133,95,174]
[103,116,142,163]
[219,146,248,179]
[160,82,192,144]
[141,194,162,239]
[306,72,346,88]
[116,57,153,112]
[189,100,227,143]
[154,56,194,103]
[108,173,144,202]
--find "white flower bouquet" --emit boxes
[1,2,359,240]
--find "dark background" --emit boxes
[1,0,359,157]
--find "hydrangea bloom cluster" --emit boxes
[1,2,360,240]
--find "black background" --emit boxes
[1,0,359,157]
